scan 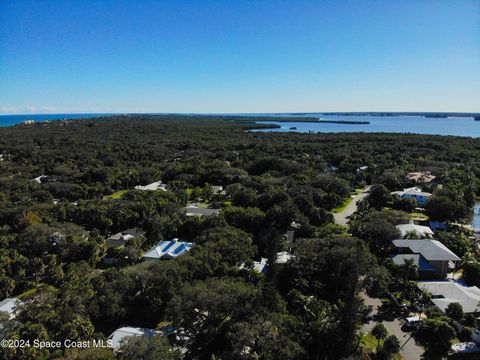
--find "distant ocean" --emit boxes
[0,113,115,127]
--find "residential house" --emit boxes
[418,281,480,314]
[142,239,193,261]
[391,187,432,207]
[210,185,226,195]
[184,205,220,218]
[106,228,145,247]
[109,326,172,350]
[390,239,460,279]
[240,251,294,274]
[0,298,21,319]
[405,171,436,183]
[396,223,434,238]
[134,181,167,191]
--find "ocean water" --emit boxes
[0,113,114,127]
[252,114,480,137]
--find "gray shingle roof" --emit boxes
[392,239,460,261]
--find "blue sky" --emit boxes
[0,0,479,114]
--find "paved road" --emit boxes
[333,186,370,226]
[360,294,424,360]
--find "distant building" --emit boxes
[390,239,460,279]
[108,326,173,350]
[405,171,436,183]
[418,281,480,314]
[134,181,167,191]
[0,298,21,319]
[391,187,432,207]
[106,228,145,248]
[210,185,226,195]
[239,251,294,274]
[356,166,368,173]
[32,175,47,184]
[184,205,220,218]
[21,120,34,125]
[396,223,434,238]
[142,239,193,261]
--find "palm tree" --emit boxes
[371,323,387,351]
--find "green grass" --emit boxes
[103,189,129,200]
[409,212,428,220]
[360,332,403,360]
[331,188,365,213]
[17,285,56,299]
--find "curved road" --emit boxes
[333,187,370,226]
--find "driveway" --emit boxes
[333,186,370,226]
[360,293,424,360]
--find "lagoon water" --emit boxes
[252,115,480,137]
[1,113,480,137]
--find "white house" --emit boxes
[134,181,167,191]
[108,326,160,350]
[391,187,432,206]
[0,298,21,319]
[239,251,295,274]
[142,239,193,261]
[396,223,434,238]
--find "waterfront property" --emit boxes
[418,281,480,314]
[142,239,193,261]
[390,239,460,279]
[391,187,432,207]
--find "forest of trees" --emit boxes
[1,114,480,359]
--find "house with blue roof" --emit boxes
[142,238,193,261]
[390,239,460,279]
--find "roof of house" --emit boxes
[405,171,436,183]
[184,205,220,217]
[392,239,460,262]
[134,181,167,191]
[389,254,437,271]
[396,223,434,238]
[239,252,294,274]
[0,298,21,318]
[107,228,145,243]
[142,239,193,260]
[392,187,432,197]
[108,326,160,350]
[418,281,480,314]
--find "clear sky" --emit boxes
[0,0,479,114]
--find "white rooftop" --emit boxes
[108,326,159,350]
[418,281,480,314]
[0,298,21,319]
[134,181,167,191]
[396,223,434,238]
[142,239,193,260]
[392,187,432,197]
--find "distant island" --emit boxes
[321,112,480,118]
[425,114,447,118]
[318,120,369,125]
